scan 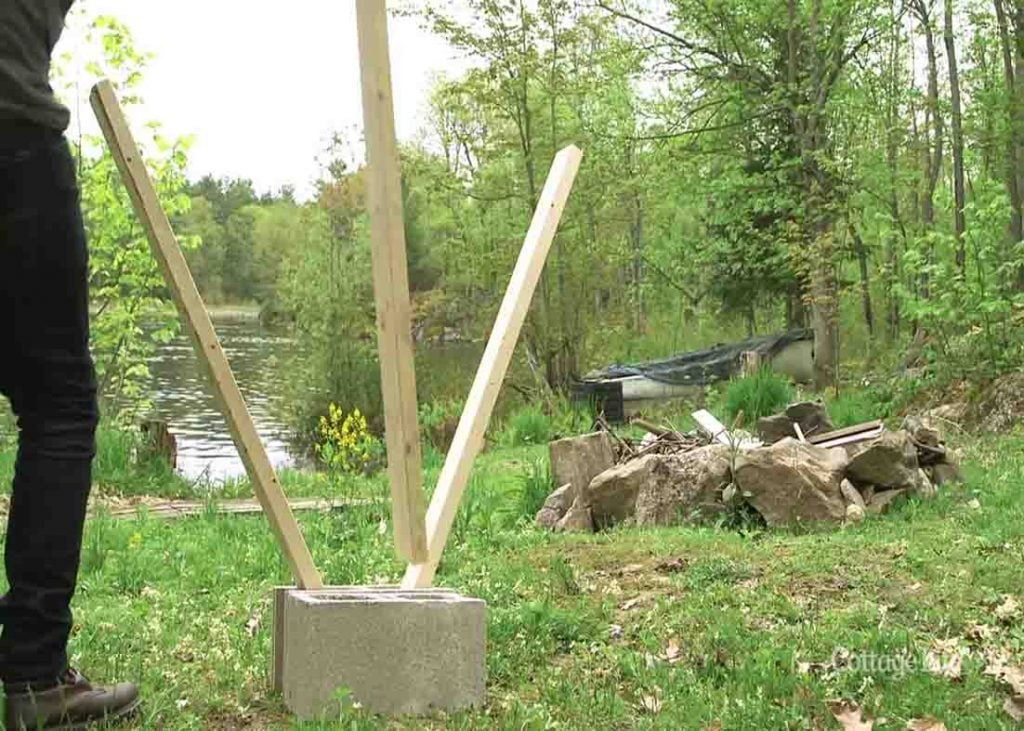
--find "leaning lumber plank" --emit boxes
[402,145,584,589]
[356,0,428,563]
[90,81,323,590]
[692,409,733,446]
[812,424,885,449]
[807,419,884,445]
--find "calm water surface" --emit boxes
[146,318,299,481]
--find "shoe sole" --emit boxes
[46,696,143,731]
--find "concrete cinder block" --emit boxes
[273,587,487,718]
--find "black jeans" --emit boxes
[0,123,97,686]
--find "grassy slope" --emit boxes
[6,434,1015,730]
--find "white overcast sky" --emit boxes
[57,1,463,198]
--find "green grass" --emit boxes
[0,424,195,499]
[723,368,795,424]
[0,427,1022,728]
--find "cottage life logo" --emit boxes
[799,645,964,679]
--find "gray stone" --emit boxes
[866,488,908,515]
[733,438,847,526]
[916,468,937,498]
[901,415,941,447]
[757,401,834,444]
[275,588,486,718]
[785,401,834,439]
[535,484,572,529]
[585,454,659,528]
[846,430,919,489]
[549,432,615,506]
[757,413,797,444]
[846,503,865,523]
[555,499,594,533]
[634,445,732,526]
[840,479,866,510]
[931,461,964,485]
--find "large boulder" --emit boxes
[634,445,732,526]
[846,430,919,489]
[733,438,847,526]
[549,431,615,506]
[585,454,660,528]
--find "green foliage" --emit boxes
[723,369,795,424]
[55,16,194,419]
[503,406,552,447]
[897,182,1024,379]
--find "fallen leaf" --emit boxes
[995,595,1021,622]
[665,638,682,663]
[967,498,981,510]
[621,563,646,575]
[245,613,261,637]
[655,557,687,573]
[797,659,833,675]
[906,717,947,731]
[609,624,624,640]
[703,723,723,731]
[924,639,964,681]
[826,700,874,731]
[1005,695,1024,722]
[965,623,996,643]
[639,694,662,714]
[621,597,642,611]
[984,651,1024,694]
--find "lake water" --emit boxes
[146,318,299,482]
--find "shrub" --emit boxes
[723,368,794,424]
[504,406,552,447]
[315,403,383,474]
[418,399,464,452]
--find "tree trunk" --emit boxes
[945,0,967,271]
[850,221,875,335]
[810,239,838,392]
[995,0,1024,257]
[631,191,646,334]
[885,14,903,339]
[914,0,943,300]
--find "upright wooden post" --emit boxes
[356,0,429,563]
[403,146,583,589]
[91,81,323,590]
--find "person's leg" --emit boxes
[0,126,97,687]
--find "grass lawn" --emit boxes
[0,433,1022,729]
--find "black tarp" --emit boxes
[583,329,813,387]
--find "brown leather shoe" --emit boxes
[4,669,140,730]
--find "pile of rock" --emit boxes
[536,405,963,534]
